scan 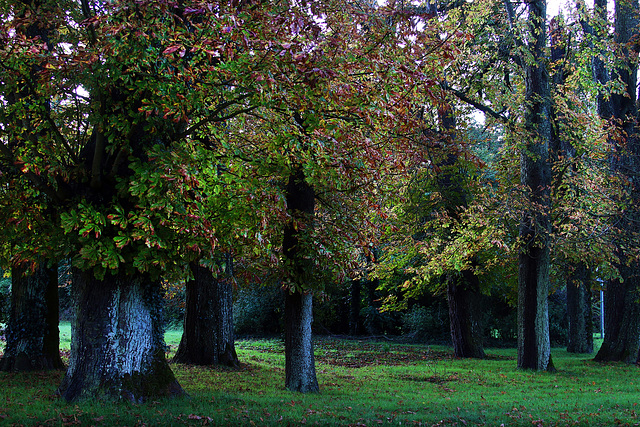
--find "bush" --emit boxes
[483,298,517,346]
[402,301,450,343]
[234,284,283,336]
[313,283,350,335]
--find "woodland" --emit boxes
[0,0,639,420]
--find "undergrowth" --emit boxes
[0,326,638,426]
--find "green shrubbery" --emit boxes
[401,303,450,343]
[233,284,284,337]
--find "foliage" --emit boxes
[161,279,185,329]
[401,303,450,343]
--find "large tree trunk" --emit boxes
[566,264,594,354]
[516,0,554,371]
[593,0,640,363]
[447,271,485,359]
[57,269,184,402]
[0,262,64,371]
[173,260,238,367]
[282,166,319,393]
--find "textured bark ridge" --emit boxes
[57,269,184,402]
[566,265,593,354]
[285,290,319,393]
[173,261,238,367]
[0,263,64,371]
[447,271,485,359]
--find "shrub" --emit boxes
[234,284,283,336]
[402,302,450,343]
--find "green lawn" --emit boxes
[0,324,637,426]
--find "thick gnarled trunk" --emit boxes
[0,262,63,371]
[566,264,594,354]
[447,271,485,359]
[57,269,183,402]
[282,166,319,393]
[174,261,238,367]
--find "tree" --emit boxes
[0,262,64,371]
[282,165,318,392]
[437,105,486,359]
[587,0,640,364]
[0,0,211,400]
[216,1,451,391]
[0,0,63,372]
[513,0,554,371]
[566,263,594,353]
[173,259,238,367]
[548,15,594,355]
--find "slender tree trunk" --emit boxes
[0,262,64,371]
[174,260,238,367]
[447,271,485,359]
[516,0,554,371]
[566,264,594,354]
[57,269,184,402]
[282,166,319,393]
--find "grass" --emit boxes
[0,324,638,426]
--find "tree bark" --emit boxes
[284,290,318,392]
[173,260,238,367]
[447,271,485,359]
[566,264,594,354]
[0,262,64,371]
[282,166,319,393]
[57,269,184,402]
[516,0,554,371]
